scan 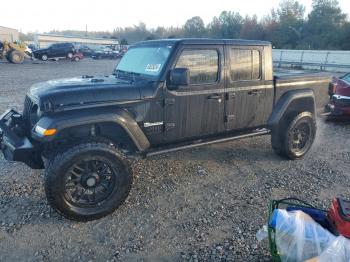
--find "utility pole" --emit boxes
[85,25,88,37]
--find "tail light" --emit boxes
[328,83,337,96]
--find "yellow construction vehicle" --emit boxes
[0,41,31,64]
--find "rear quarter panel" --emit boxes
[275,73,331,111]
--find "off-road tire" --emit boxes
[8,50,25,64]
[271,112,316,160]
[45,140,132,221]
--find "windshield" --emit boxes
[342,73,350,84]
[115,45,172,78]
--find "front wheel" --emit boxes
[45,141,132,221]
[9,50,25,64]
[271,112,316,160]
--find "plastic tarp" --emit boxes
[270,209,350,262]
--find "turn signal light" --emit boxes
[43,129,57,136]
[35,125,57,136]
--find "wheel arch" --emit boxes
[268,89,316,130]
[33,108,150,152]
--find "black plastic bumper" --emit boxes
[0,109,44,169]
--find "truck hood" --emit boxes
[29,75,142,111]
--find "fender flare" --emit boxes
[32,107,150,152]
[267,89,316,129]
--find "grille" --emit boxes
[23,95,36,130]
[332,96,350,107]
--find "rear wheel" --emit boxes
[41,54,48,61]
[271,112,316,160]
[45,140,132,221]
[67,52,73,58]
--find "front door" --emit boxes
[164,45,226,143]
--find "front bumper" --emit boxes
[325,103,350,118]
[325,94,350,118]
[0,109,44,169]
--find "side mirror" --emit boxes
[168,68,190,90]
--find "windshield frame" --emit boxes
[114,43,176,81]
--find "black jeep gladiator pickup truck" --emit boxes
[0,39,330,221]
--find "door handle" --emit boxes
[208,94,222,100]
[248,89,263,96]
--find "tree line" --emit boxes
[23,0,350,50]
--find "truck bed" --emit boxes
[274,71,332,110]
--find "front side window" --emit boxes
[230,49,261,81]
[175,49,219,85]
[116,46,173,78]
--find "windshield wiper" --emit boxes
[114,69,149,82]
[113,69,126,77]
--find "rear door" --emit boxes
[57,44,68,57]
[49,44,62,57]
[164,45,226,142]
[47,44,57,57]
[225,46,273,130]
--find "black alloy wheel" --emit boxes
[64,158,117,207]
[45,140,132,221]
[283,112,316,159]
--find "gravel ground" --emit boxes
[0,58,350,261]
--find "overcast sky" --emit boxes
[2,0,350,33]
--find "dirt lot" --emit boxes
[0,59,350,261]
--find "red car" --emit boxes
[327,73,350,118]
[71,52,84,62]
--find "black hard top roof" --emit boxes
[134,38,271,47]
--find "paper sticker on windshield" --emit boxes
[145,64,161,72]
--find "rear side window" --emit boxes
[52,44,64,49]
[230,49,261,81]
[175,49,219,85]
